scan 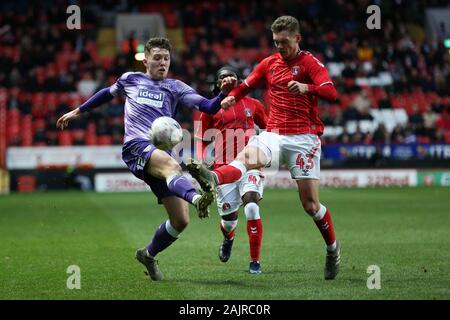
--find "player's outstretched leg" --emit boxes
[166,173,213,218]
[186,158,218,192]
[135,248,164,281]
[186,158,249,188]
[147,150,214,218]
[193,190,214,218]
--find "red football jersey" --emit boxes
[195,96,267,168]
[230,51,334,135]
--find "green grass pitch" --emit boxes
[0,187,449,299]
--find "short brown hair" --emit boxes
[144,37,172,55]
[271,16,300,34]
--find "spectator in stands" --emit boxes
[338,127,351,144]
[423,106,439,140]
[343,105,360,122]
[2,0,449,147]
[351,126,365,144]
[409,105,425,136]
[351,90,371,116]
[19,95,32,115]
[372,123,390,144]
[391,125,405,144]
[404,126,417,144]
[378,90,391,109]
[320,108,334,126]
[6,89,20,110]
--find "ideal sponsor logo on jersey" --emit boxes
[137,89,164,108]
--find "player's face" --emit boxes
[144,48,171,80]
[273,31,300,60]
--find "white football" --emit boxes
[149,116,183,150]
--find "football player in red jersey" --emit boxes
[188,16,341,280]
[195,66,268,274]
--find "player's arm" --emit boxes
[56,73,127,130]
[305,83,337,101]
[181,77,236,115]
[287,55,337,101]
[222,59,268,109]
[194,113,213,161]
[253,99,268,130]
[56,87,114,129]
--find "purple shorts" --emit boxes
[122,138,174,204]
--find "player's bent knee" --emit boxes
[242,192,260,205]
[162,160,182,178]
[302,201,319,216]
[244,148,262,168]
[244,202,260,220]
[235,151,247,165]
[172,216,189,231]
[223,212,238,221]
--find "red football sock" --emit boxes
[314,209,336,246]
[247,219,263,262]
[213,165,243,185]
[220,223,235,240]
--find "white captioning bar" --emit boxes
[263,169,417,188]
[7,146,126,169]
[95,173,151,192]
[94,172,199,193]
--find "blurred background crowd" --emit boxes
[1,0,449,147]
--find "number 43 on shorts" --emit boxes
[296,153,314,171]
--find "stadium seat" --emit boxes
[58,131,73,146]
[86,122,96,134]
[345,121,358,134]
[370,109,383,124]
[379,109,397,132]
[85,133,97,145]
[7,109,20,124]
[97,135,112,145]
[444,131,450,143]
[393,109,408,126]
[323,126,344,137]
[72,130,85,145]
[417,136,431,144]
[359,120,377,133]
[32,118,46,133]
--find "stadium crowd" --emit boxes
[1,0,449,147]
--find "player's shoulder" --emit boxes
[299,50,323,64]
[118,71,145,82]
[167,78,186,86]
[168,78,195,91]
[262,53,281,65]
[242,96,262,106]
[299,50,316,58]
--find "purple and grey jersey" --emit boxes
[110,72,209,143]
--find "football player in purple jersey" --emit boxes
[57,37,236,281]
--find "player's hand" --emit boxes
[221,96,236,110]
[56,108,81,130]
[219,76,237,95]
[287,81,309,95]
